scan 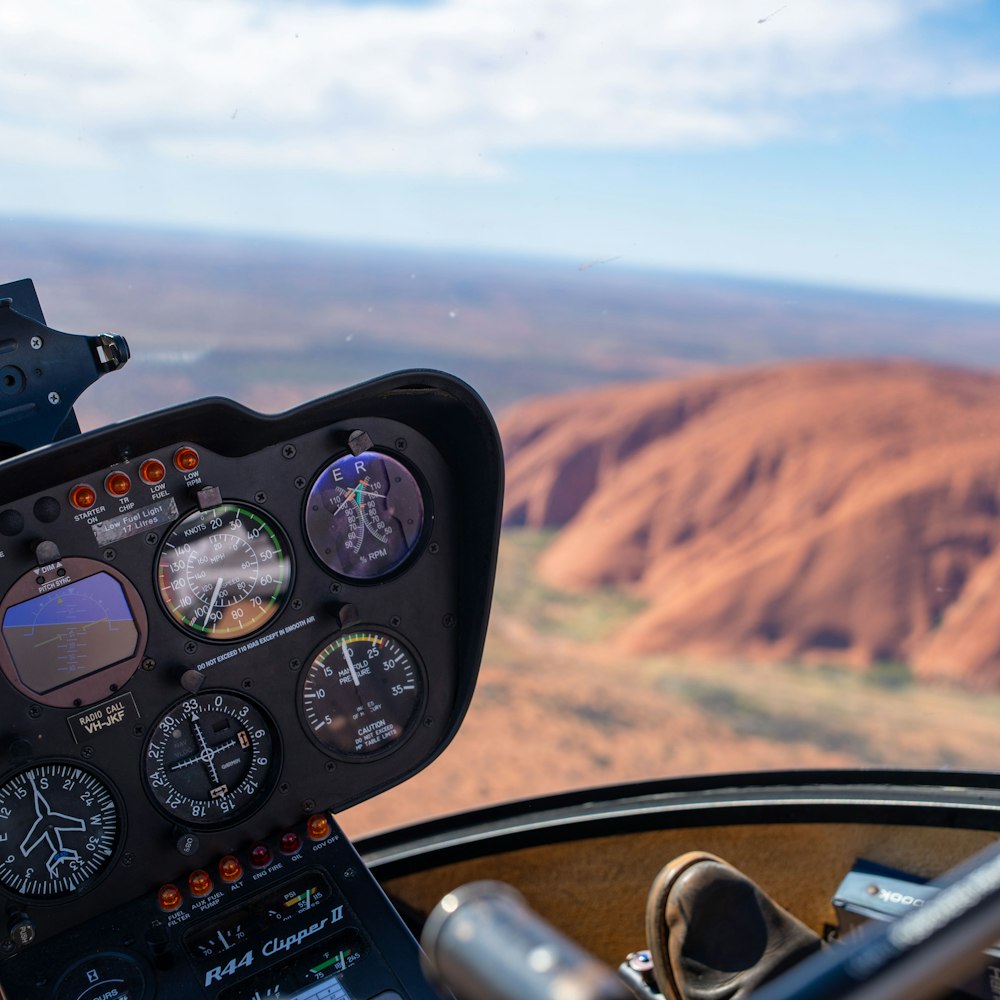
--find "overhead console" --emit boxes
[0,367,503,998]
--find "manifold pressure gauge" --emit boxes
[144,693,276,827]
[300,631,424,758]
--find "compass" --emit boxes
[0,762,121,901]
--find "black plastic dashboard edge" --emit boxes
[358,769,1000,878]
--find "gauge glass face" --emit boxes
[300,631,423,757]
[0,762,120,901]
[305,450,425,580]
[1,572,140,695]
[157,504,292,640]
[144,693,276,827]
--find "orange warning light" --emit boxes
[69,484,97,510]
[157,884,183,912]
[139,459,166,485]
[105,472,132,497]
[306,814,331,842]
[188,869,213,898]
[173,447,200,472]
[219,855,243,884]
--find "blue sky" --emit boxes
[1,0,999,302]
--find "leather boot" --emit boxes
[645,852,821,1000]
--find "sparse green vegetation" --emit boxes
[487,528,1000,772]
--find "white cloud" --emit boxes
[0,0,995,176]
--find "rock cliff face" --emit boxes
[502,360,1000,685]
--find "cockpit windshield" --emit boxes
[1,1,999,841]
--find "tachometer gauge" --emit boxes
[156,503,292,641]
[300,631,424,758]
[305,451,426,580]
[0,762,121,901]
[144,693,277,828]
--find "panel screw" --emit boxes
[429,542,440,555]
[30,337,42,350]
[80,745,94,759]
[394,437,407,451]
[289,658,301,671]
[329,582,341,594]
[293,477,306,489]
[145,532,158,545]
[132,725,144,737]
[142,658,155,671]
[122,853,134,867]
[282,444,297,459]
[279,782,290,794]
[325,761,336,772]
[442,613,456,629]
[241,678,253,690]
[47,391,60,405]
[342,867,356,880]
[27,706,41,720]
[302,799,316,813]
[103,547,117,562]
[424,718,434,727]
[390,616,401,627]
[254,491,267,504]
[291,598,302,611]
[184,641,197,654]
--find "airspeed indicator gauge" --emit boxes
[156,503,292,641]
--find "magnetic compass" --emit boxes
[305,451,426,580]
[0,762,121,901]
[144,693,277,827]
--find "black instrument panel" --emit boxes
[0,370,503,948]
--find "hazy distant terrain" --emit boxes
[2,219,1000,430]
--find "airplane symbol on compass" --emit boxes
[19,774,86,877]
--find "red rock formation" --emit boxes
[501,360,1000,685]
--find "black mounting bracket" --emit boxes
[0,279,130,458]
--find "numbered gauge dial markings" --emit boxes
[145,693,276,828]
[0,762,120,901]
[300,631,424,758]
[157,504,292,641]
[305,451,426,581]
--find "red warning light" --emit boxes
[250,844,273,869]
[280,832,302,856]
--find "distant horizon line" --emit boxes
[6,212,1000,315]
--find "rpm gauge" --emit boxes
[305,450,426,580]
[144,693,277,828]
[300,631,424,758]
[0,762,121,901]
[157,503,292,641]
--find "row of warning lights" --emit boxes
[70,448,202,511]
[156,814,333,913]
